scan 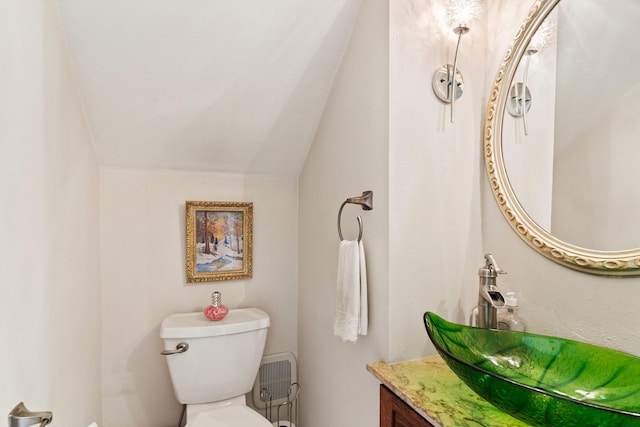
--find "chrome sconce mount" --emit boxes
[507,82,532,118]
[506,49,537,135]
[432,0,483,123]
[507,19,556,135]
[432,64,464,104]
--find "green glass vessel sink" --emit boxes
[424,312,640,427]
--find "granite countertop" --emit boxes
[367,355,530,427]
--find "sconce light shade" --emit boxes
[433,0,484,123]
[529,19,557,52]
[444,0,483,30]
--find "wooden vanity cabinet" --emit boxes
[380,385,437,427]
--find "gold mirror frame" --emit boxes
[484,0,640,276]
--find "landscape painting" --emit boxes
[185,201,253,282]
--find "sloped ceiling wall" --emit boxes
[56,0,363,176]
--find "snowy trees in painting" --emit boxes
[185,201,253,282]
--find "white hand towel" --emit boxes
[358,240,368,336]
[334,239,368,342]
[87,423,98,427]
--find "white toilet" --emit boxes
[160,308,272,427]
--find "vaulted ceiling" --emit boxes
[56,0,362,176]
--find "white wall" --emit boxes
[100,168,298,427]
[298,0,490,423]
[298,0,389,425]
[388,0,487,362]
[0,1,102,425]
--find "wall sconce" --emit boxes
[432,0,483,123]
[507,20,557,135]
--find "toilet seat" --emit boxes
[188,404,272,427]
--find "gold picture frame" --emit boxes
[185,201,253,282]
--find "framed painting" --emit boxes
[185,201,253,282]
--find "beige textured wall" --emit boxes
[100,169,298,427]
[0,1,102,425]
[298,0,389,425]
[388,0,487,362]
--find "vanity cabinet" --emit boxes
[368,356,530,427]
[380,385,436,427]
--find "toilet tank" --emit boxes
[160,308,270,404]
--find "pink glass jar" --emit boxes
[203,291,229,321]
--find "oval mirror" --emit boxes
[484,0,640,276]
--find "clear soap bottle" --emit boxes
[497,292,526,332]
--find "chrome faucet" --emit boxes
[477,253,506,329]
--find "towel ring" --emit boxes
[337,191,373,242]
[337,201,364,242]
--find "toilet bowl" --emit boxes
[160,308,272,427]
[187,398,271,427]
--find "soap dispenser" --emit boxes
[497,292,526,332]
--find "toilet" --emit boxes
[160,308,272,427]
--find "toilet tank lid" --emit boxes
[160,308,270,339]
